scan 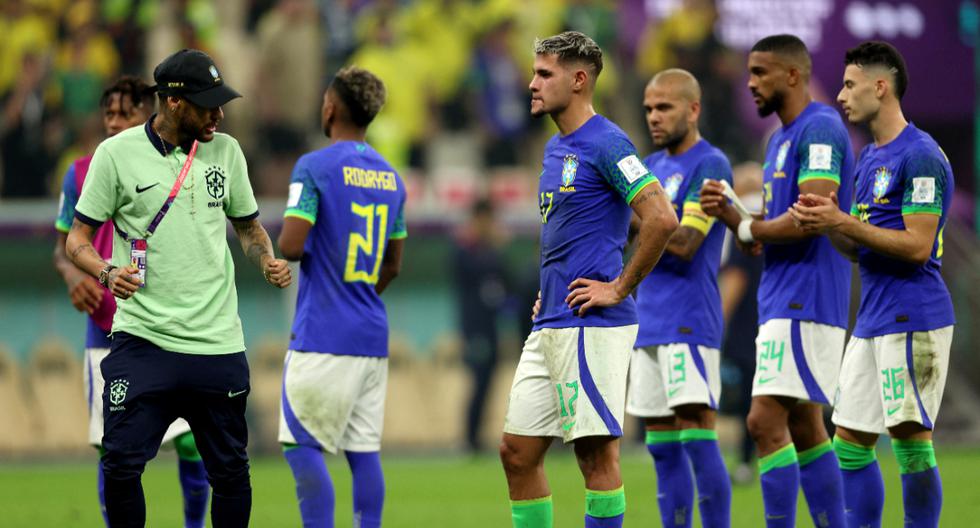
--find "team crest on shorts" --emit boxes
[663,173,683,201]
[109,379,129,408]
[873,167,892,203]
[560,154,578,192]
[205,165,226,203]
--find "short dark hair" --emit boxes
[844,41,909,100]
[101,75,154,111]
[330,66,386,128]
[751,34,812,75]
[534,31,603,79]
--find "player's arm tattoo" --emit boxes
[619,184,678,296]
[65,218,110,278]
[664,226,705,262]
[231,218,275,270]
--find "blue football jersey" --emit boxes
[849,124,955,337]
[635,139,732,348]
[284,141,407,357]
[533,114,657,330]
[759,102,855,328]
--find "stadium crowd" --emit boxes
[0,0,756,200]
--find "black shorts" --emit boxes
[101,331,250,482]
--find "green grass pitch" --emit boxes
[3,447,980,526]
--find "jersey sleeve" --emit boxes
[797,121,846,186]
[390,191,408,240]
[75,146,118,226]
[224,139,260,220]
[55,164,78,233]
[901,151,947,216]
[681,155,731,235]
[283,160,320,225]
[596,134,657,203]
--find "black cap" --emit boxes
[152,49,241,109]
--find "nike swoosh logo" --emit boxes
[228,389,248,398]
[758,376,777,385]
[886,405,902,416]
[667,387,681,397]
[562,421,576,432]
[136,183,160,193]
[766,514,787,519]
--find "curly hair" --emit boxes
[534,31,603,79]
[330,66,387,128]
[100,75,154,111]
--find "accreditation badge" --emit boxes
[130,238,148,287]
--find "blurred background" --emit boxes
[0,0,978,465]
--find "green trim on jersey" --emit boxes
[680,428,718,442]
[75,126,258,354]
[625,175,657,204]
[585,486,626,518]
[284,209,317,224]
[901,205,943,216]
[798,171,841,185]
[759,443,798,474]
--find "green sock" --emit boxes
[585,486,626,519]
[833,436,876,471]
[892,439,937,474]
[511,495,553,528]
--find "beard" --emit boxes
[653,122,688,151]
[756,90,784,117]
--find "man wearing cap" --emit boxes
[66,49,292,527]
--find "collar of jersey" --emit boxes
[145,114,195,157]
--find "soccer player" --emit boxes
[790,41,954,528]
[66,49,291,527]
[277,66,406,528]
[700,34,855,527]
[53,76,209,527]
[500,31,678,528]
[626,69,732,528]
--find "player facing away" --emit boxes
[700,34,854,528]
[500,31,678,528]
[277,66,406,528]
[52,76,209,527]
[790,41,955,528]
[626,69,733,528]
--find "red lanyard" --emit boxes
[145,140,198,237]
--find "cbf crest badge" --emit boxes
[560,154,578,192]
[109,379,129,407]
[663,173,683,202]
[205,165,226,200]
[775,140,792,173]
[873,167,892,202]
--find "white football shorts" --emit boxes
[751,319,845,405]
[627,343,721,418]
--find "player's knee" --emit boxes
[499,438,539,475]
[101,453,147,481]
[745,408,773,442]
[675,404,714,429]
[209,467,250,496]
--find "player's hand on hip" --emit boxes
[531,290,541,321]
[790,192,842,233]
[68,274,104,314]
[264,258,292,288]
[699,179,729,217]
[565,278,625,317]
[108,266,141,300]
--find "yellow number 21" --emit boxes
[344,202,389,284]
